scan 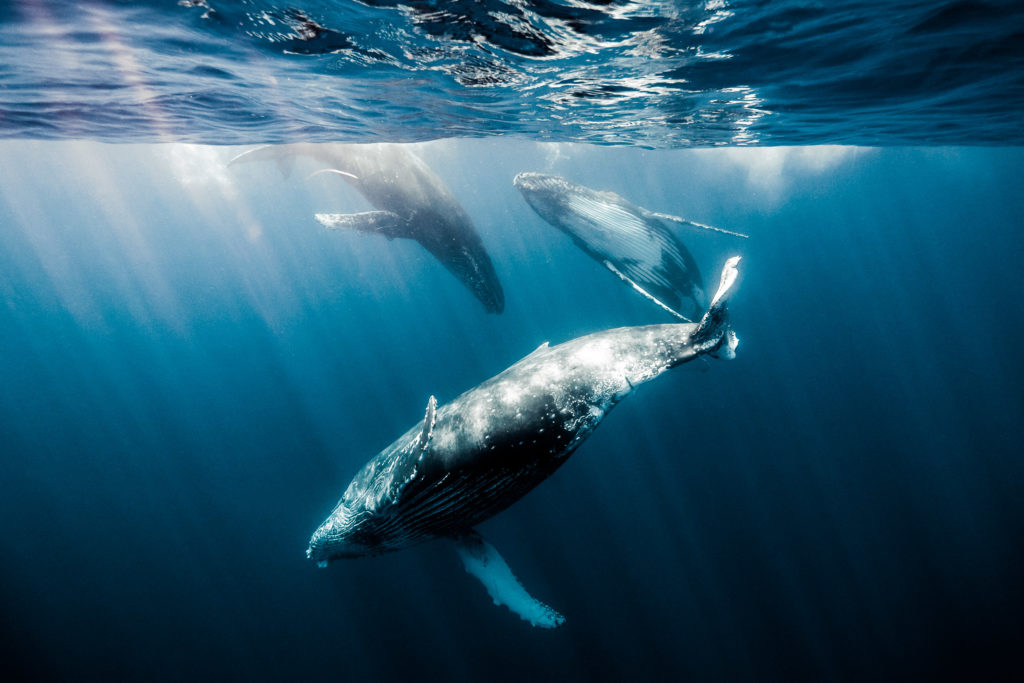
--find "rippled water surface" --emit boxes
[2,1,1023,145]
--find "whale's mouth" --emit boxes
[307,515,372,562]
[306,545,330,567]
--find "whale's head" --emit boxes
[306,503,376,565]
[513,172,574,221]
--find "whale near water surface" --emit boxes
[514,172,748,322]
[229,143,505,314]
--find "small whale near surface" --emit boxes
[307,256,742,628]
[515,172,748,322]
[230,143,505,313]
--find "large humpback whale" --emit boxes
[307,256,742,628]
[514,172,747,321]
[230,144,505,313]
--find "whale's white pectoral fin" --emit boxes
[603,259,691,322]
[646,210,750,239]
[227,145,297,177]
[227,145,271,166]
[307,168,360,181]
[315,211,408,240]
[454,530,565,629]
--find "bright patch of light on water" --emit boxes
[694,145,869,201]
[162,144,240,200]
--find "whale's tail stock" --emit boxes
[692,255,741,360]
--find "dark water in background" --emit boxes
[1,141,1022,681]
[1,1,1023,145]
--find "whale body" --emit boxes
[307,256,742,628]
[230,143,505,313]
[515,172,749,321]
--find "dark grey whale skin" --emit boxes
[307,257,739,564]
[231,143,505,313]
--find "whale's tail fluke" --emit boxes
[692,256,741,359]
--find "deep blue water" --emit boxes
[2,1,1024,682]
[1,1,1023,145]
[1,141,1022,681]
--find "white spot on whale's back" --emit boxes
[575,340,613,366]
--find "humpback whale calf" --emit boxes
[307,256,742,628]
[230,144,505,313]
[514,172,747,322]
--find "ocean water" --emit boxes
[2,3,1023,683]
[2,0,1023,145]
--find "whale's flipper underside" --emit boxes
[563,191,705,321]
[601,258,693,322]
[644,210,750,239]
[315,211,409,240]
[454,529,565,629]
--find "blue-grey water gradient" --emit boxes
[0,140,1022,681]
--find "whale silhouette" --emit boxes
[230,143,505,313]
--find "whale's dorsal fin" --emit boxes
[453,529,565,629]
[417,395,437,452]
[522,341,550,361]
[315,211,408,240]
